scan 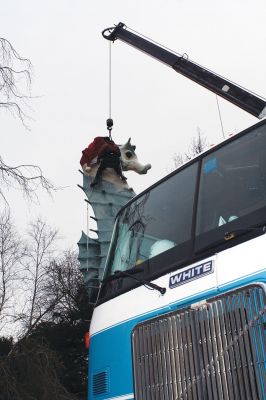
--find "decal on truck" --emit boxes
[169,260,214,289]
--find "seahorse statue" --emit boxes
[78,137,151,303]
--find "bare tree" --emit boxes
[0,37,31,123]
[173,127,208,168]
[46,250,93,325]
[0,211,24,332]
[0,159,56,203]
[0,37,56,203]
[17,219,58,336]
[0,339,77,400]
[0,219,90,398]
[0,149,57,205]
[32,251,92,398]
[12,223,91,339]
[47,251,82,322]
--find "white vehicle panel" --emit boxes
[90,234,266,337]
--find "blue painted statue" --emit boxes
[78,137,151,302]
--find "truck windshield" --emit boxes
[105,162,198,274]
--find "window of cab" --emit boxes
[195,123,266,252]
[106,162,198,275]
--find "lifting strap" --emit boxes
[107,41,113,140]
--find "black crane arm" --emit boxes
[102,23,266,119]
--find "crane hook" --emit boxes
[106,118,113,139]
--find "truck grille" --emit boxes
[132,284,266,400]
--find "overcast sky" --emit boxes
[1,0,266,249]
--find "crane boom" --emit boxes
[102,22,266,119]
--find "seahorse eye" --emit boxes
[125,151,133,159]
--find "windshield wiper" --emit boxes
[102,269,166,295]
[224,225,266,241]
[198,223,266,253]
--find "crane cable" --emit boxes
[106,40,113,139]
[84,44,114,274]
[129,25,227,140]
[84,42,113,267]
[216,95,225,139]
[109,40,112,120]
